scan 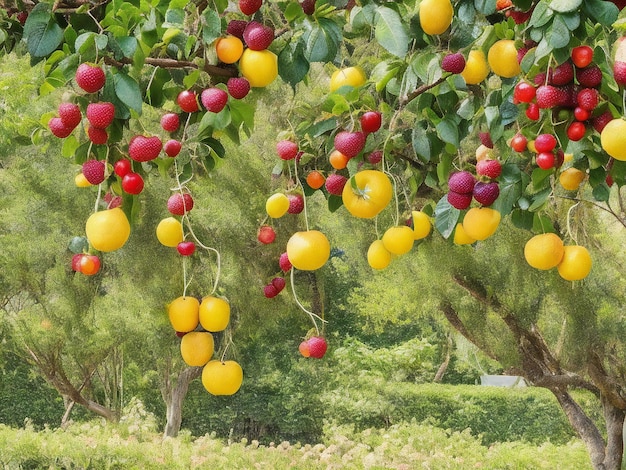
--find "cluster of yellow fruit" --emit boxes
[215,33,277,88]
[167,295,243,395]
[453,207,501,245]
[524,233,592,281]
[462,39,521,85]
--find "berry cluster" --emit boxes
[447,157,502,210]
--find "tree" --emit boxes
[1,0,626,467]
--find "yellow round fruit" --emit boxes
[286,230,331,271]
[156,217,184,247]
[462,207,501,241]
[559,168,586,191]
[215,35,244,64]
[367,239,392,270]
[557,245,592,281]
[453,223,476,245]
[202,360,243,396]
[381,226,415,255]
[180,332,214,367]
[524,233,565,270]
[419,0,454,35]
[342,170,393,219]
[412,211,432,240]
[488,39,521,78]
[600,118,626,161]
[199,296,230,332]
[167,296,200,333]
[75,173,92,187]
[461,50,490,85]
[329,66,367,92]
[239,49,278,88]
[85,208,131,252]
[266,193,290,218]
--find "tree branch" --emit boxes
[104,56,238,79]
[399,75,449,108]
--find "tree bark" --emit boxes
[162,366,202,438]
[433,334,453,383]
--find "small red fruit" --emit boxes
[257,225,276,244]
[48,117,73,138]
[239,0,262,15]
[448,171,476,194]
[513,81,536,103]
[167,193,194,215]
[227,77,251,99]
[161,113,180,132]
[299,340,311,357]
[82,159,106,185]
[525,103,540,120]
[121,172,144,194]
[472,181,500,206]
[447,190,473,210]
[334,131,366,158]
[324,173,348,195]
[567,121,586,141]
[200,88,229,113]
[279,252,292,272]
[287,194,304,214]
[75,63,106,93]
[441,52,466,74]
[534,134,557,153]
[571,45,593,68]
[129,135,163,162]
[271,277,286,293]
[360,111,382,133]
[79,254,101,276]
[276,140,299,160]
[114,159,132,178]
[71,254,83,272]
[263,284,279,298]
[87,126,108,145]
[58,103,82,129]
[308,336,328,359]
[536,152,556,170]
[242,21,275,51]
[164,139,182,157]
[86,102,115,129]
[367,150,383,164]
[510,133,528,152]
[476,159,502,179]
[177,241,196,256]
[573,106,590,121]
[177,90,200,113]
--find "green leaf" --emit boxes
[328,194,344,213]
[412,126,431,163]
[436,116,460,148]
[434,195,460,239]
[303,18,342,62]
[201,108,231,131]
[531,167,553,190]
[548,0,582,13]
[374,6,409,58]
[62,135,79,159]
[474,0,497,15]
[68,236,89,254]
[592,184,610,202]
[528,187,552,211]
[202,9,221,45]
[547,14,570,49]
[582,0,619,26]
[23,3,64,58]
[304,117,338,138]
[529,2,554,28]
[114,73,143,115]
[278,39,310,88]
[532,213,556,233]
[510,209,534,230]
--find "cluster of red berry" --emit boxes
[447,155,502,211]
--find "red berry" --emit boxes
[239,0,262,15]
[75,63,105,93]
[129,135,163,162]
[536,152,555,170]
[48,117,73,138]
[200,88,228,113]
[478,132,493,149]
[513,81,536,103]
[58,103,82,129]
[79,254,101,276]
[567,121,586,141]
[276,140,299,160]
[82,159,106,185]
[334,131,366,158]
[227,77,251,99]
[441,53,466,74]
[571,45,593,68]
[87,126,108,145]
[167,193,194,215]
[263,284,278,298]
[300,0,315,15]
[177,241,196,256]
[257,225,276,244]
[177,90,200,113]
[576,88,599,111]
[573,106,590,121]
[287,194,304,214]
[114,159,132,177]
[271,277,286,293]
[299,340,311,357]
[71,253,83,272]
[591,110,613,133]
[476,159,502,179]
[121,172,144,194]
[510,133,528,152]
[534,134,557,153]
[525,103,540,120]
[360,111,382,133]
[472,181,500,206]
[243,21,274,51]
[226,20,248,40]
[367,150,383,164]
[613,61,626,86]
[279,252,292,272]
[307,336,328,358]
[161,113,180,132]
[86,102,115,129]
[536,85,566,109]
[447,191,472,210]
[576,65,602,88]
[549,61,574,86]
[324,173,348,195]
[164,139,182,157]
[448,171,476,194]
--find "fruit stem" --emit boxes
[220,332,234,363]
[290,268,326,335]
[622,89,626,118]
[292,152,310,231]
[565,201,580,245]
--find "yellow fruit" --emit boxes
[266,193,290,218]
[215,35,244,64]
[168,296,200,333]
[75,173,92,187]
[475,144,493,162]
[156,217,184,247]
[202,360,243,396]
[600,118,626,161]
[199,296,230,332]
[239,49,278,88]
[287,230,331,271]
[329,150,349,169]
[412,211,432,240]
[559,168,586,191]
[487,39,521,78]
[557,245,592,281]
[367,239,392,270]
[180,332,214,367]
[419,0,454,35]
[563,153,574,163]
[85,208,131,252]
[462,207,501,241]
[382,226,415,255]
[461,50,490,85]
[524,233,564,270]
[342,170,393,219]
[453,223,476,245]
[330,66,366,92]
[527,140,537,153]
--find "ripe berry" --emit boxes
[368,150,383,164]
[287,194,304,214]
[201,88,229,113]
[325,173,348,195]
[549,61,574,86]
[591,110,613,133]
[48,117,73,138]
[177,241,196,256]
[448,171,476,194]
[263,284,279,298]
[75,63,106,93]
[161,113,180,132]
[82,160,106,185]
[279,252,292,272]
[441,53,466,74]
[79,254,101,276]
[307,336,328,359]
[299,340,311,357]
[226,20,248,40]
[227,77,251,99]
[534,134,557,153]
[510,133,528,152]
[58,103,82,129]
[114,159,132,178]
[243,22,274,51]
[257,225,276,244]
[472,181,500,206]
[613,61,626,86]
[513,81,536,103]
[476,159,502,179]
[526,103,540,120]
[571,45,593,68]
[536,85,566,109]
[508,8,532,24]
[87,126,108,145]
[567,121,586,141]
[167,193,194,215]
[576,65,602,88]
[577,88,599,111]
[276,140,299,160]
[177,90,200,113]
[478,132,493,149]
[334,131,366,158]
[573,106,590,121]
[239,0,262,15]
[271,277,286,293]
[447,191,472,209]
[121,172,144,194]
[129,135,163,162]
[300,0,315,15]
[164,139,182,157]
[536,152,556,170]
[86,102,115,129]
[360,111,382,133]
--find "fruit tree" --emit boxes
[1,0,626,467]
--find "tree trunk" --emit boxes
[433,334,453,383]
[162,366,202,438]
